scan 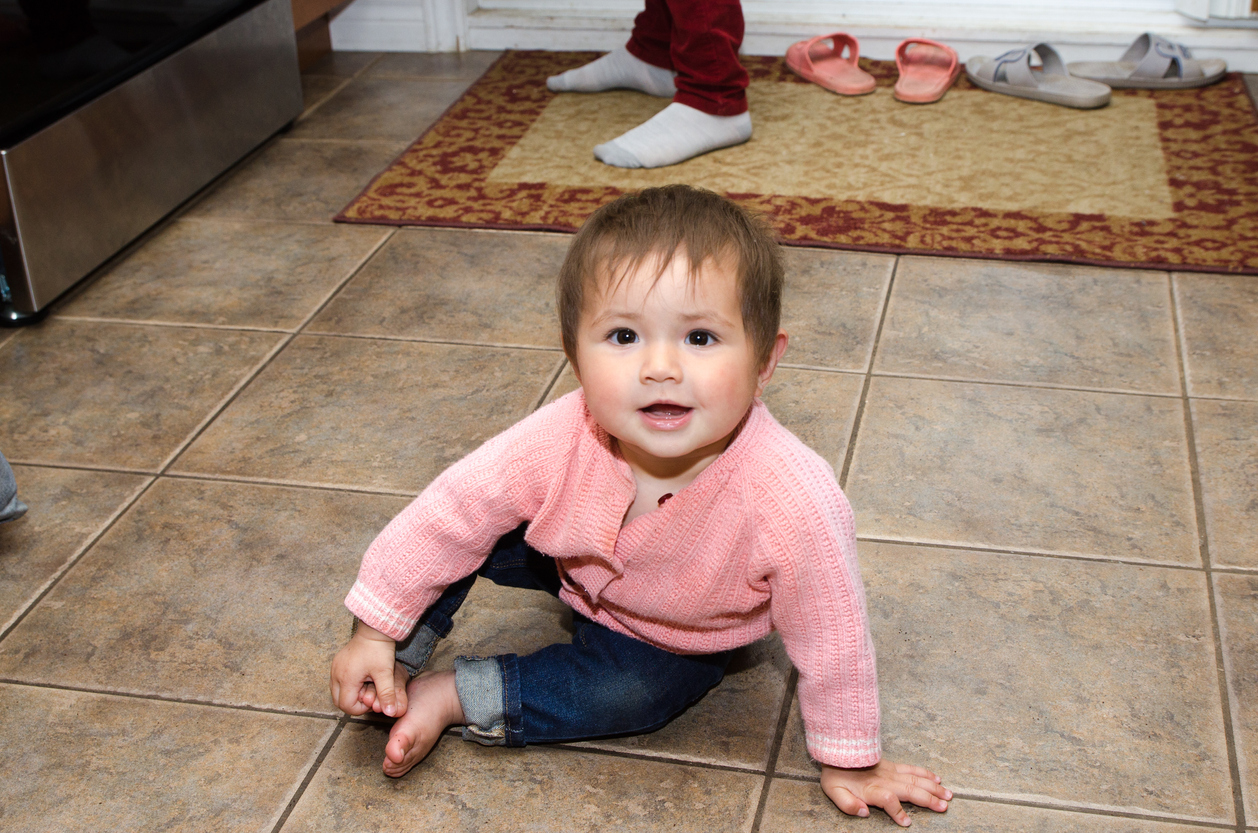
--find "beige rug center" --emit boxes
[488,83,1174,219]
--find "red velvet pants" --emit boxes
[624,0,749,116]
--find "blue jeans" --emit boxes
[394,523,731,747]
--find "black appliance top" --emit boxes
[1,0,269,148]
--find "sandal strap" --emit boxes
[810,32,859,67]
[895,38,957,75]
[991,43,1065,88]
[1129,33,1202,81]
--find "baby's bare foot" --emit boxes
[382,670,465,778]
[360,661,409,715]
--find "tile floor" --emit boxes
[1,51,1256,833]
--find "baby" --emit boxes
[330,185,950,826]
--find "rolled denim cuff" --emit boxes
[394,622,442,677]
[455,655,515,747]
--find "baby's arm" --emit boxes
[821,761,951,827]
[329,622,407,717]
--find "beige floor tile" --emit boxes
[0,684,333,832]
[302,51,381,78]
[187,138,407,223]
[545,363,580,403]
[1175,273,1258,401]
[284,722,764,832]
[58,219,389,329]
[761,368,864,471]
[761,778,1219,832]
[1191,399,1258,570]
[172,336,562,492]
[878,258,1179,393]
[846,377,1198,563]
[364,50,503,79]
[0,320,281,470]
[780,248,894,372]
[300,75,345,114]
[1216,573,1258,824]
[308,228,567,346]
[776,543,1233,822]
[0,466,148,629]
[426,577,576,664]
[0,478,406,712]
[419,573,790,770]
[289,76,475,142]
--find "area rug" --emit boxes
[335,51,1258,274]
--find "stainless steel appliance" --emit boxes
[1,0,303,323]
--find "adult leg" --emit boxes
[595,0,752,168]
[456,615,731,747]
[546,0,677,97]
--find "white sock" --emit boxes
[594,103,752,169]
[546,47,677,97]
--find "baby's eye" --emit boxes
[686,330,716,346]
[610,328,638,345]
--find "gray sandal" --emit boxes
[966,43,1111,109]
[1068,33,1226,90]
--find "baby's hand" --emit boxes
[329,622,408,718]
[820,760,950,827]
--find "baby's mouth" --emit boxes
[641,403,691,418]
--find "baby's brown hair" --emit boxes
[557,185,784,369]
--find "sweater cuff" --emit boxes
[344,581,416,641]
[806,732,882,769]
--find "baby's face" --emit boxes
[573,252,779,474]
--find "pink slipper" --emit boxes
[786,33,876,96]
[893,38,960,103]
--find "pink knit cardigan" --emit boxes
[346,391,881,767]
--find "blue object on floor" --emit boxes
[0,450,27,523]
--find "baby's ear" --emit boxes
[755,330,789,396]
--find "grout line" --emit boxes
[270,718,347,833]
[158,470,418,497]
[750,669,800,833]
[838,256,899,490]
[1169,275,1248,833]
[293,228,398,334]
[530,356,569,412]
[4,459,158,476]
[541,741,767,777]
[49,315,293,334]
[1185,393,1258,404]
[868,370,1184,400]
[152,332,295,474]
[173,215,369,229]
[0,476,157,642]
[0,678,341,721]
[152,228,398,475]
[298,328,566,353]
[857,535,1212,572]
[293,74,358,124]
[775,363,865,375]
[273,136,410,147]
[1211,564,1258,576]
[769,775,1240,829]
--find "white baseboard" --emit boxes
[331,0,1258,70]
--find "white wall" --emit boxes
[331,0,1258,70]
